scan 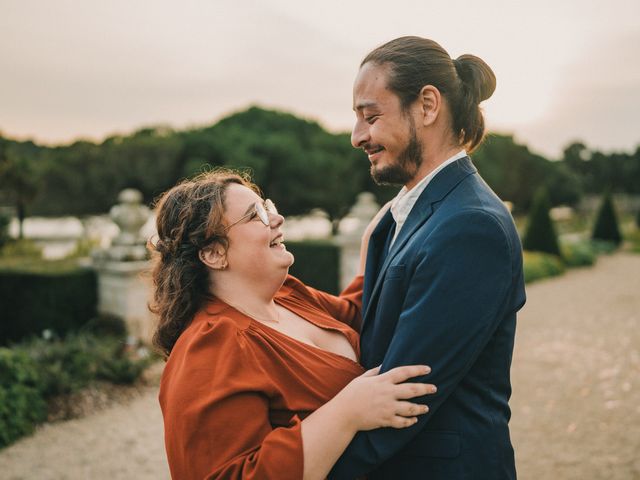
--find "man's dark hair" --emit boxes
[362,36,496,152]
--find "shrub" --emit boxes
[523,188,561,257]
[0,238,42,258]
[0,212,10,249]
[591,190,622,246]
[636,209,640,229]
[590,239,618,255]
[0,348,47,448]
[15,334,153,396]
[0,263,97,345]
[81,314,128,339]
[561,240,597,267]
[523,251,565,283]
[625,229,640,254]
[286,240,340,294]
[19,335,97,396]
[0,333,153,448]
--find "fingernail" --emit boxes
[424,366,431,373]
[431,386,438,393]
[422,405,429,413]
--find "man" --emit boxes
[330,37,526,479]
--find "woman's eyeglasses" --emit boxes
[224,199,278,232]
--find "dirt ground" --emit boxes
[510,252,640,479]
[0,253,638,479]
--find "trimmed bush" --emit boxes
[0,263,97,345]
[591,191,622,246]
[523,188,561,257]
[523,251,565,283]
[286,240,340,295]
[0,348,47,448]
[561,240,597,267]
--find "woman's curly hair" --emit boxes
[148,169,260,357]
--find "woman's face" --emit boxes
[222,183,294,278]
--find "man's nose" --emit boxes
[351,119,370,149]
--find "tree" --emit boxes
[523,187,561,257]
[592,190,622,246]
[0,149,40,239]
[473,134,582,213]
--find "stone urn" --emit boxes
[92,189,155,343]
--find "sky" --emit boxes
[1,0,639,158]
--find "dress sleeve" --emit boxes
[200,394,303,480]
[286,274,364,332]
[161,318,304,480]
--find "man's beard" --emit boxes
[371,121,423,186]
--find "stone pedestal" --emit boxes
[92,188,155,344]
[95,260,155,344]
[336,192,380,289]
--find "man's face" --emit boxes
[351,62,423,186]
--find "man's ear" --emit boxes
[418,85,441,127]
[199,244,228,270]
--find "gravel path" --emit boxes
[1,252,638,479]
[510,252,640,479]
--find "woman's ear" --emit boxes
[199,244,228,270]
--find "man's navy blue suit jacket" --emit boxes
[330,157,526,480]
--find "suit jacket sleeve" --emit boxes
[330,209,515,479]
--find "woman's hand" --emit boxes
[335,365,436,431]
[300,364,435,479]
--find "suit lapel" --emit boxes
[362,209,395,312]
[361,157,477,332]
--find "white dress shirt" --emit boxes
[389,150,467,247]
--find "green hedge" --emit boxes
[0,348,47,448]
[0,264,97,345]
[523,251,566,283]
[286,240,340,295]
[561,240,597,267]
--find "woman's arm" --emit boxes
[301,365,435,480]
[162,319,435,480]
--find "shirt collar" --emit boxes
[390,150,467,225]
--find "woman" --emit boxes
[151,170,436,480]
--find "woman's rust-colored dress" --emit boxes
[159,275,365,479]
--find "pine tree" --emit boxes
[592,190,622,246]
[523,187,561,257]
